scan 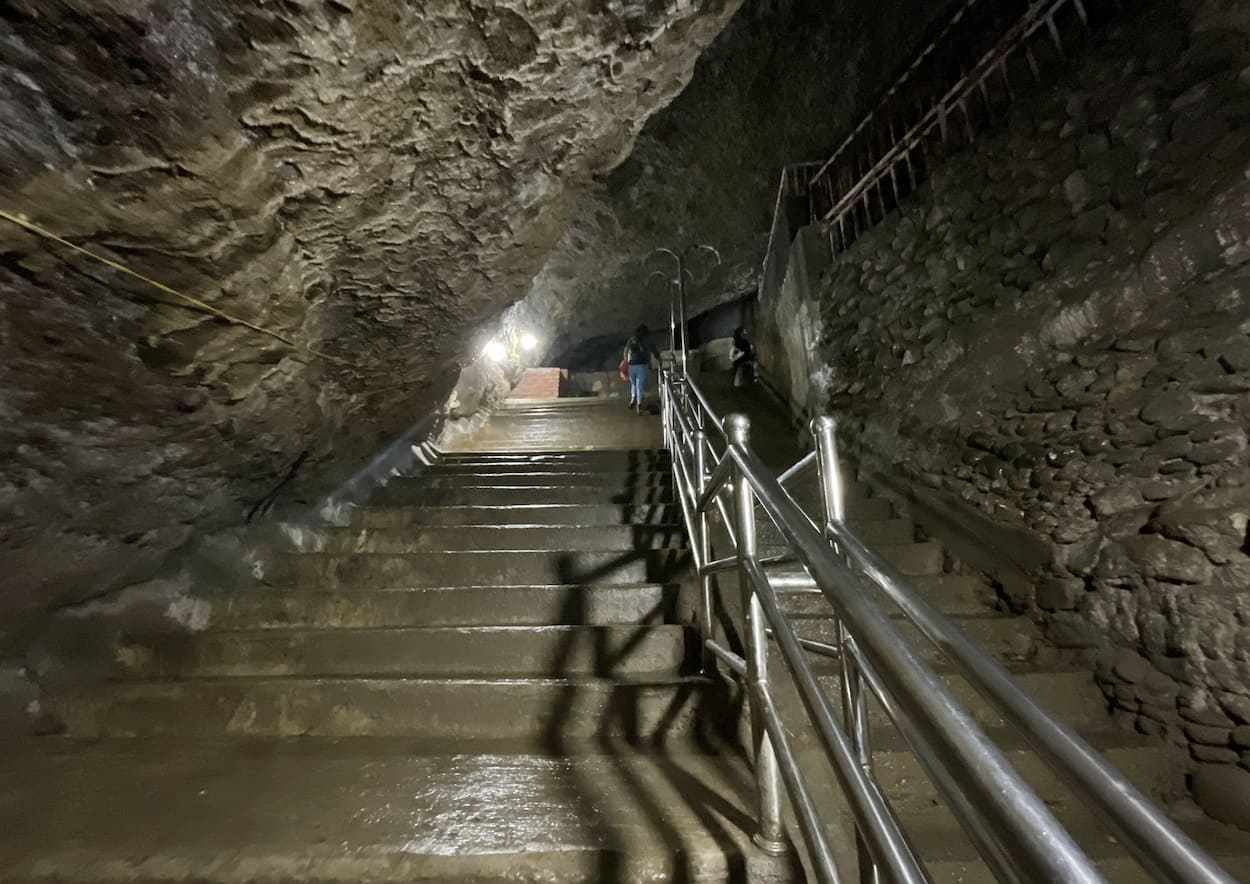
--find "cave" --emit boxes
[4,0,1250,880]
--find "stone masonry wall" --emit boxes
[779,0,1250,801]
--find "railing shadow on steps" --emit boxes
[538,548,761,883]
[658,359,1237,884]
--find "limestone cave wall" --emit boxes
[0,0,741,651]
[765,0,1250,781]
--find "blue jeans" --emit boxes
[628,363,649,404]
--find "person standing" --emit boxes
[732,326,757,387]
[624,324,660,413]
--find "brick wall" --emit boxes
[508,368,566,400]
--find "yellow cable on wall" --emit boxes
[0,208,353,367]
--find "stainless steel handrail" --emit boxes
[828,520,1233,883]
[658,361,1235,884]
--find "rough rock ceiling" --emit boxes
[0,0,740,648]
[521,0,964,367]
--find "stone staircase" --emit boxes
[8,391,1250,881]
[0,401,791,883]
[758,474,1250,882]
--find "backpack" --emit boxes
[625,337,645,363]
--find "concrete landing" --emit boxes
[443,397,664,453]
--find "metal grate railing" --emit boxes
[760,0,1109,293]
[658,353,1234,883]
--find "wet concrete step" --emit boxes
[760,517,914,548]
[51,675,728,740]
[765,540,944,581]
[778,575,995,618]
[812,495,892,521]
[864,733,1164,815]
[120,625,696,679]
[437,450,670,469]
[799,668,1110,733]
[354,503,680,528]
[372,484,677,506]
[402,472,675,491]
[299,524,688,553]
[777,479,873,504]
[266,549,692,588]
[209,584,695,630]
[444,428,665,454]
[421,464,673,479]
[791,613,1038,665]
[902,808,1250,884]
[0,740,780,884]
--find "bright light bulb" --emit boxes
[483,340,507,362]
[519,332,538,352]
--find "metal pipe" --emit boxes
[765,628,843,660]
[713,490,738,549]
[778,450,818,487]
[705,639,747,677]
[728,414,787,856]
[730,443,1103,883]
[701,550,799,577]
[677,258,689,373]
[684,376,725,438]
[841,619,878,884]
[668,448,704,573]
[745,558,931,884]
[844,635,1059,884]
[753,684,843,884]
[827,520,1239,884]
[812,416,847,527]
[693,430,715,674]
[696,455,734,515]
[812,414,875,884]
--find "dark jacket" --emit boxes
[732,333,755,367]
[625,332,659,366]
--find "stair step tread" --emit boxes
[764,540,942,579]
[794,667,1112,732]
[373,486,678,501]
[354,503,679,527]
[120,625,696,679]
[265,549,692,589]
[778,574,994,617]
[788,612,1040,664]
[206,584,696,629]
[301,524,688,553]
[893,804,1250,882]
[404,471,674,482]
[50,676,730,739]
[0,739,770,883]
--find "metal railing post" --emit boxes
[728,414,787,856]
[812,416,846,526]
[676,259,689,374]
[661,369,672,449]
[814,415,877,884]
[693,429,715,674]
